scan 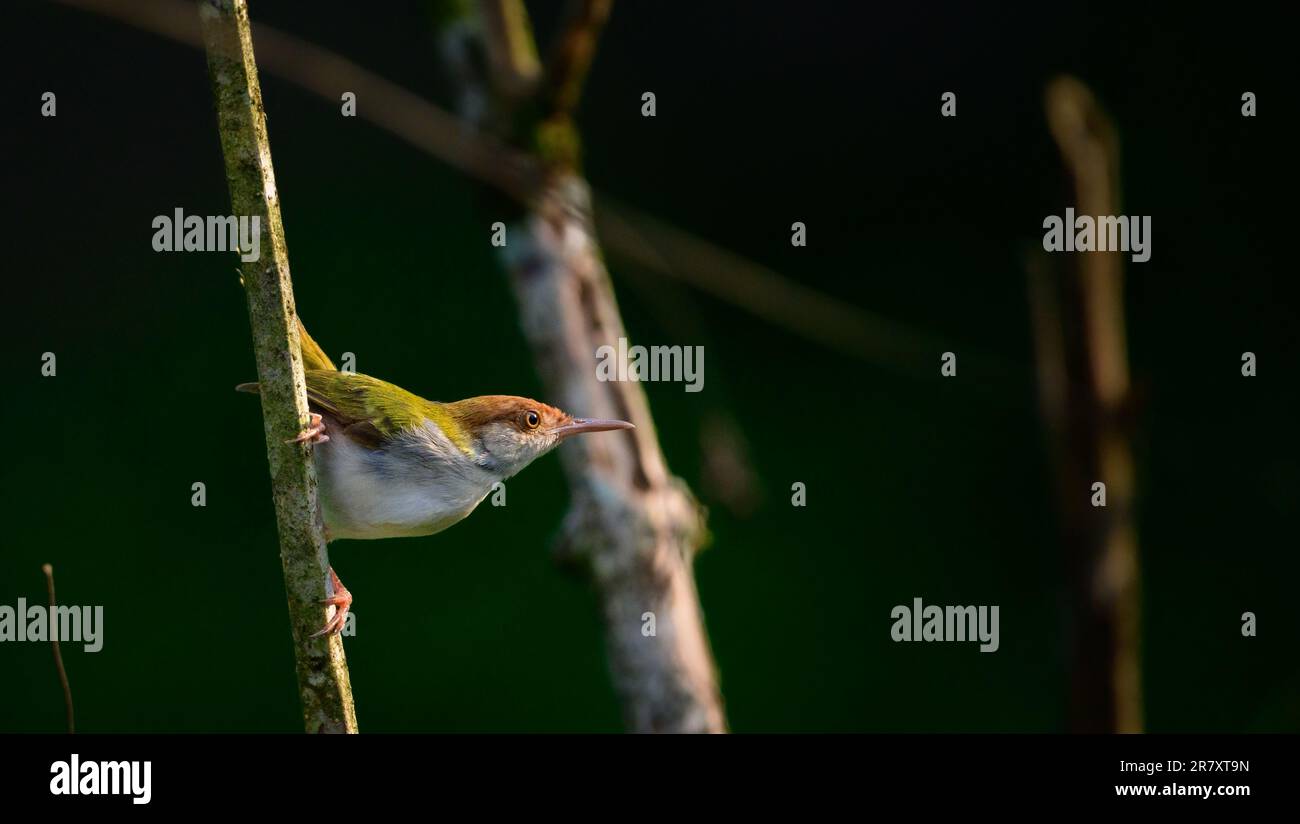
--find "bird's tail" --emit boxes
[235,316,335,394]
[296,317,335,372]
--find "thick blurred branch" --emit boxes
[198,0,357,734]
[1030,76,1142,733]
[510,177,726,733]
[445,0,726,732]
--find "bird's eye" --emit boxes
[524,411,541,430]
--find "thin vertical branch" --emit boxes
[479,0,542,100]
[540,0,612,120]
[41,564,74,734]
[198,0,357,733]
[1032,76,1143,733]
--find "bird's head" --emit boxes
[448,395,633,478]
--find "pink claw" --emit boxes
[309,566,352,639]
[288,412,330,445]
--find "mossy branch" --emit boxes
[198,0,357,734]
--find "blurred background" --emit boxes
[2,0,1296,732]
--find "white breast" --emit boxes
[315,417,496,540]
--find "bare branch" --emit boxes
[596,197,956,373]
[506,178,727,732]
[41,564,74,734]
[479,0,543,101]
[449,4,727,731]
[1031,76,1142,733]
[541,0,613,120]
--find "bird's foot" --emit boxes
[288,412,330,445]
[310,566,352,638]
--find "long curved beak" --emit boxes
[551,418,635,439]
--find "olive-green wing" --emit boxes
[235,371,435,450]
[302,371,432,448]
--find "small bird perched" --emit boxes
[238,319,633,636]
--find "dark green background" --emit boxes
[3,1,1295,732]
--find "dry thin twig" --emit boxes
[41,564,74,734]
[540,0,612,120]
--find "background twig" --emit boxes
[540,0,612,120]
[53,0,989,377]
[198,0,357,734]
[1031,76,1143,733]
[41,564,74,734]
[479,0,542,102]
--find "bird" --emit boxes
[238,318,633,637]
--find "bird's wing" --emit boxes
[236,371,434,450]
[303,371,432,448]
